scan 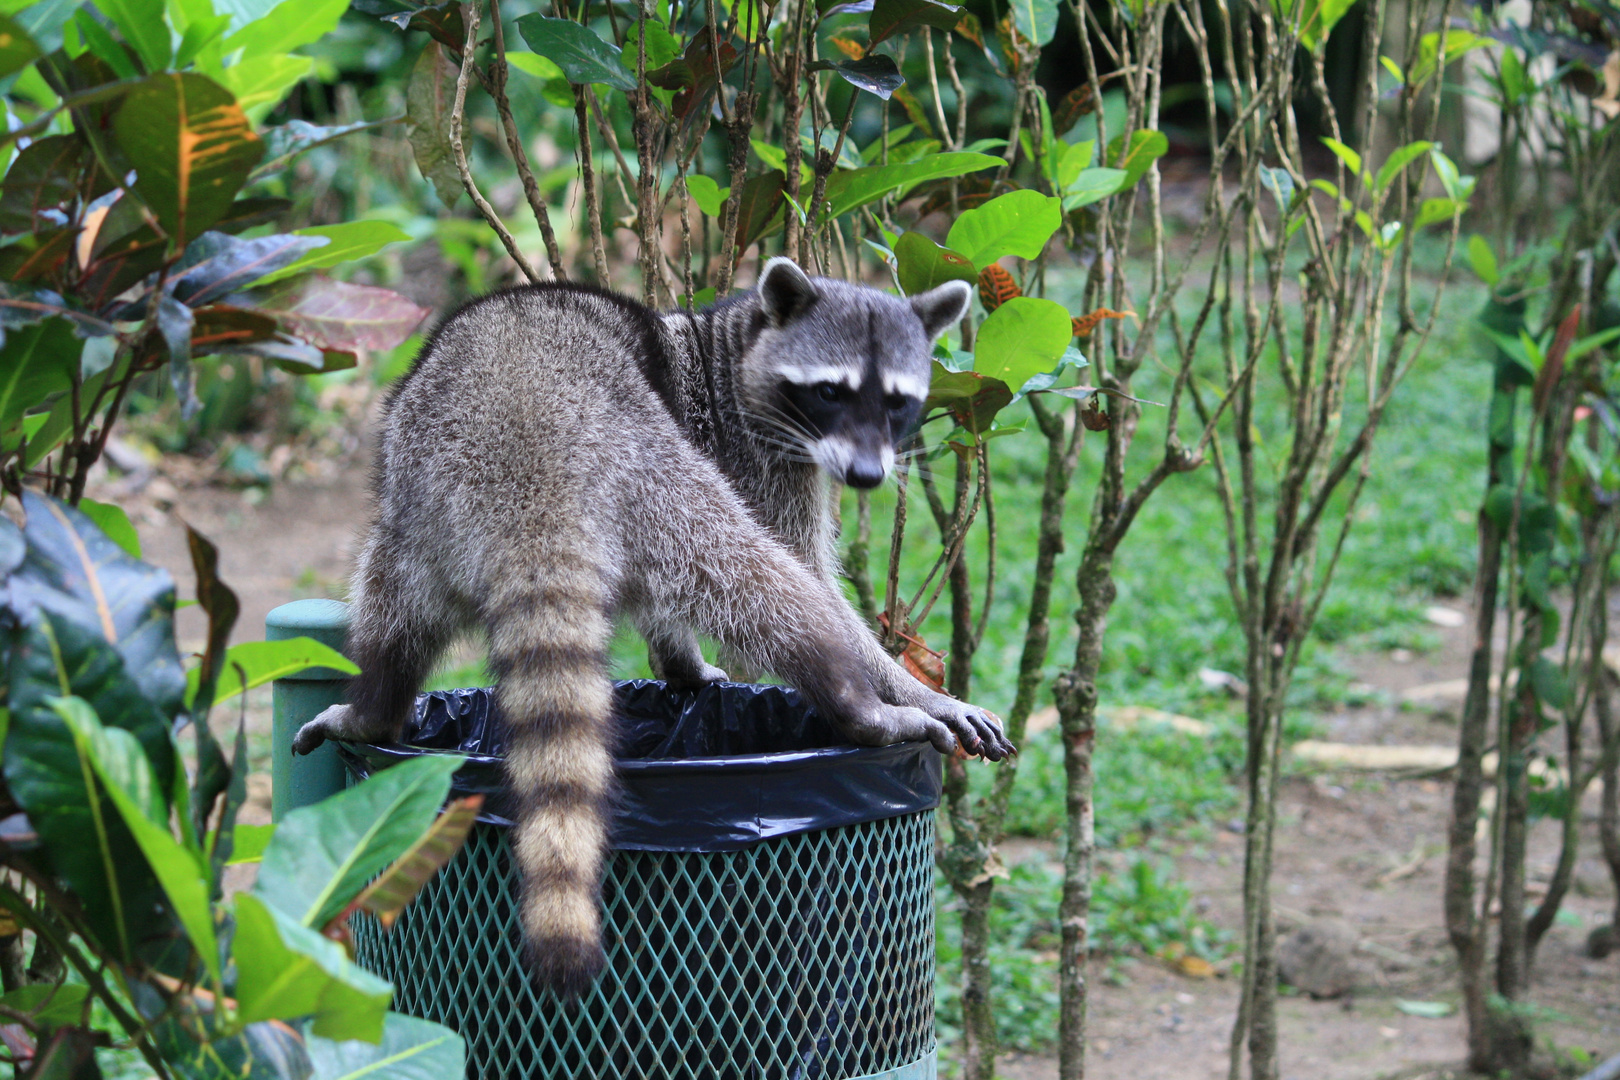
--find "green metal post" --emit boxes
[267,598,351,822]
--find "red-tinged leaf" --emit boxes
[243,275,430,352]
[1051,83,1097,132]
[877,613,946,692]
[828,33,865,60]
[1533,305,1580,416]
[1071,307,1134,339]
[977,263,1020,312]
[348,795,482,930]
[731,170,786,258]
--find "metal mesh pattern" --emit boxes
[353,813,937,1079]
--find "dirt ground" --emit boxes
[93,449,1620,1080]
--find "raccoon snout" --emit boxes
[845,457,887,489]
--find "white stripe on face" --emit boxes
[881,372,928,399]
[778,364,862,389]
[809,435,856,478]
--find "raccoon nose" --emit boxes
[845,458,886,489]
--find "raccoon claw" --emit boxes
[662,661,731,691]
[291,704,353,756]
[928,699,1014,762]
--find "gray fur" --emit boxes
[292,258,1008,993]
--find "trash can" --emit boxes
[268,602,941,1080]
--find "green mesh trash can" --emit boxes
[334,682,942,1080]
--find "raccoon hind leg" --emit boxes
[292,531,460,755]
[639,620,729,689]
[484,548,618,996]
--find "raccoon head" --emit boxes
[742,257,972,489]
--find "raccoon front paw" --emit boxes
[843,703,966,758]
[921,697,1015,761]
[291,704,358,755]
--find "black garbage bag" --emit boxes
[336,680,942,852]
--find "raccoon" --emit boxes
[292,257,1013,994]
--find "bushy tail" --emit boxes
[485,556,616,996]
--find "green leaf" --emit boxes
[1409,29,1490,88]
[683,173,729,217]
[946,189,1062,270]
[93,0,170,71]
[241,274,430,353]
[1414,197,1459,228]
[0,316,77,433]
[213,53,314,121]
[504,49,564,81]
[1468,234,1498,286]
[7,490,187,728]
[1320,136,1363,181]
[254,221,413,286]
[973,297,1074,398]
[0,13,41,79]
[868,0,961,44]
[1372,139,1432,193]
[1053,138,1094,189]
[233,891,393,1040]
[112,74,265,249]
[9,0,75,54]
[813,54,904,100]
[255,753,464,928]
[1380,55,1404,84]
[1107,129,1168,189]
[1295,0,1355,49]
[307,1012,464,1080]
[0,985,89,1029]
[1394,999,1455,1019]
[1528,656,1569,709]
[893,231,976,296]
[404,42,461,208]
[228,822,276,865]
[515,14,634,91]
[0,133,89,234]
[817,150,1001,224]
[1062,166,1127,210]
[185,636,359,708]
[47,696,222,987]
[1009,0,1056,43]
[226,0,349,57]
[1430,148,1467,201]
[77,498,140,559]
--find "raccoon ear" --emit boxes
[758,257,819,328]
[909,279,974,340]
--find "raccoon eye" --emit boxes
[816,382,841,402]
[884,393,911,412]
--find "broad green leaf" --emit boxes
[227,0,348,57]
[1296,0,1355,49]
[0,985,89,1029]
[504,50,565,81]
[1009,0,1056,43]
[93,0,169,71]
[1106,129,1168,189]
[1054,138,1095,189]
[242,274,430,353]
[814,54,904,100]
[112,74,265,249]
[1320,136,1363,181]
[1467,234,1498,286]
[926,362,1013,431]
[214,53,314,121]
[1062,167,1126,210]
[973,296,1074,399]
[868,0,961,44]
[0,13,41,79]
[48,696,221,987]
[233,892,393,1041]
[2,623,172,962]
[817,151,1001,224]
[1409,30,1490,88]
[228,822,276,865]
[209,0,284,31]
[946,189,1062,270]
[307,1012,464,1080]
[255,221,412,286]
[77,499,140,559]
[1567,326,1620,364]
[1372,139,1432,193]
[1414,197,1459,228]
[0,316,77,431]
[1258,164,1296,214]
[255,753,464,928]
[7,490,186,728]
[893,231,975,296]
[405,43,461,208]
[515,14,635,91]
[0,133,87,234]
[184,636,359,707]
[7,0,73,53]
[683,174,729,217]
[171,231,329,306]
